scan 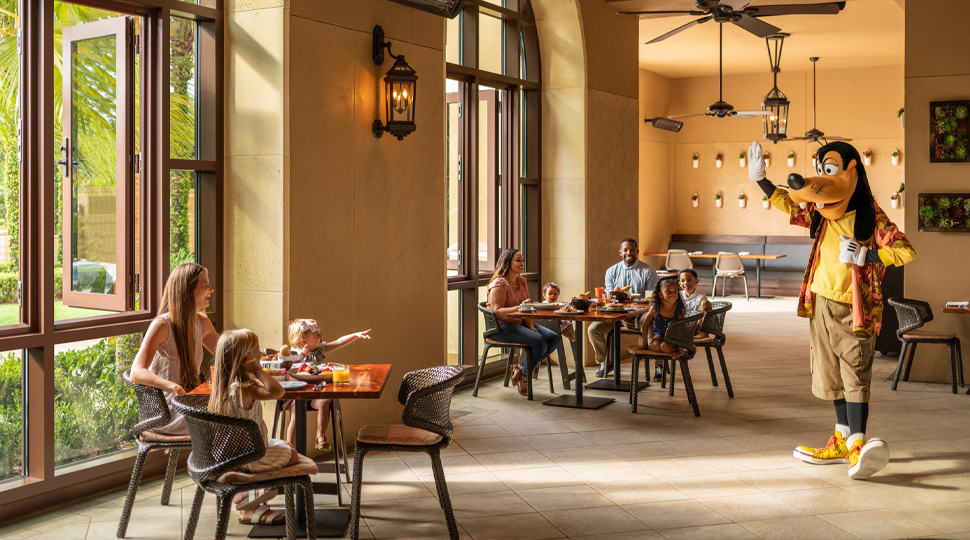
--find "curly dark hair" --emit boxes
[651,277,685,312]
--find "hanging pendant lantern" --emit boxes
[762,33,790,144]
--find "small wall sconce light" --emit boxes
[373,25,417,141]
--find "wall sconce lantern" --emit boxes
[762,33,790,144]
[373,25,417,140]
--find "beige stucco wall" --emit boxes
[903,0,970,383]
[225,0,446,451]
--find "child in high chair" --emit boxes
[641,278,687,360]
[282,319,371,452]
[541,282,575,342]
[209,329,299,525]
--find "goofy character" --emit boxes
[747,140,915,479]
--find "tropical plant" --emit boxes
[897,107,904,118]
[787,151,794,158]
[738,193,746,200]
[714,193,722,200]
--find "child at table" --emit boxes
[209,329,298,525]
[641,278,687,360]
[541,282,575,342]
[679,269,712,314]
[282,319,371,452]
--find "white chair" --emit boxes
[665,249,693,271]
[713,252,748,300]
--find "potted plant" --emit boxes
[892,148,900,166]
[863,149,872,167]
[898,107,905,130]
[763,152,770,168]
[738,193,747,208]
[739,152,746,168]
[890,192,900,209]
[762,194,771,209]
[691,192,699,208]
[895,182,905,207]
[715,193,723,208]
[787,151,795,167]
[692,153,699,169]
[715,153,723,168]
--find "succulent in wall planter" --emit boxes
[692,192,699,208]
[763,153,770,168]
[863,149,872,167]
[692,153,699,169]
[715,153,723,168]
[762,195,771,209]
[890,192,900,209]
[715,193,723,208]
[739,152,746,168]
[898,107,905,130]
[738,193,747,208]
[896,182,905,207]
[787,151,795,167]
[892,148,900,166]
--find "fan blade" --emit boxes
[719,0,751,10]
[668,112,711,120]
[731,13,781,38]
[750,2,845,16]
[647,15,713,44]
[734,110,772,116]
[732,114,760,120]
[614,10,699,15]
[825,136,853,141]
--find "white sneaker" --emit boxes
[847,438,890,480]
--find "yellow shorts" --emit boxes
[810,295,875,402]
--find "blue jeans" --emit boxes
[495,323,561,373]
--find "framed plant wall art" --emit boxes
[918,193,970,232]
[930,100,970,162]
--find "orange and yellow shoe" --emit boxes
[847,438,889,479]
[793,431,849,465]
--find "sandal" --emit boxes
[238,504,285,525]
[511,365,523,385]
[234,488,278,511]
[516,376,529,396]
[315,437,332,453]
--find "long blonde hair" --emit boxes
[287,318,318,349]
[208,329,260,416]
[159,263,207,391]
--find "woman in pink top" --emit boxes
[487,249,561,396]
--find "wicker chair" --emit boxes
[628,312,705,416]
[350,366,464,540]
[473,302,555,400]
[172,395,318,540]
[117,370,194,538]
[888,298,964,394]
[713,252,749,300]
[693,301,734,398]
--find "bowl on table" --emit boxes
[287,364,334,382]
[569,298,591,311]
[609,290,630,302]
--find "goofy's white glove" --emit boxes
[748,141,766,182]
[838,235,868,266]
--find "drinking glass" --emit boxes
[333,365,351,385]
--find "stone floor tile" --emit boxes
[842,480,966,507]
[606,442,684,461]
[541,505,649,537]
[501,421,573,436]
[518,432,598,451]
[663,473,762,499]
[458,511,565,540]
[772,487,884,514]
[697,452,791,472]
[450,491,532,520]
[740,515,862,540]
[570,531,666,540]
[451,436,532,455]
[88,516,180,540]
[819,509,943,540]
[419,470,511,496]
[539,445,621,466]
[896,503,970,534]
[563,461,657,485]
[452,423,513,440]
[655,523,762,540]
[623,499,732,530]
[698,492,808,522]
[367,521,468,539]
[578,429,657,446]
[731,468,835,492]
[591,478,690,505]
[663,437,751,456]
[25,522,89,540]
[473,450,558,471]
[516,484,615,512]
[400,454,488,477]
[492,465,584,491]
[628,457,723,479]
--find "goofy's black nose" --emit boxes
[787,173,805,190]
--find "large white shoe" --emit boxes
[847,438,890,480]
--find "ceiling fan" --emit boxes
[668,24,772,122]
[615,0,846,44]
[788,57,852,143]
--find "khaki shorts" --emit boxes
[810,295,875,402]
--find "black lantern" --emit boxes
[761,33,790,144]
[373,26,417,141]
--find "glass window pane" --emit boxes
[447,290,460,365]
[478,86,496,273]
[477,286,503,362]
[0,349,24,482]
[479,12,504,74]
[170,17,198,160]
[170,170,197,270]
[446,80,461,278]
[54,333,142,469]
[0,2,21,327]
[446,11,461,65]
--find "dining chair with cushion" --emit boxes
[666,249,693,271]
[172,395,318,540]
[694,301,734,398]
[350,366,464,540]
[888,298,964,394]
[118,370,195,538]
[628,312,705,416]
[713,252,749,300]
[473,302,555,400]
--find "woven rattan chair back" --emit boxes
[888,298,932,337]
[666,249,693,271]
[699,301,732,343]
[172,394,266,484]
[715,252,744,273]
[477,302,501,339]
[123,370,174,437]
[662,311,705,355]
[398,366,464,441]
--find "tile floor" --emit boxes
[3,297,970,539]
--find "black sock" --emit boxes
[846,401,869,435]
[833,399,848,427]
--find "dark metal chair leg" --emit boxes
[557,340,571,390]
[892,341,908,391]
[669,360,677,396]
[334,400,351,483]
[183,486,205,540]
[272,400,283,440]
[284,484,297,540]
[117,446,150,538]
[661,359,668,389]
[631,355,639,413]
[949,341,958,394]
[214,493,233,540]
[546,356,555,394]
[160,448,179,505]
[430,450,460,540]
[504,348,517,387]
[704,346,718,387]
[330,405,343,505]
[903,341,917,381]
[716,346,733,398]
[525,350,534,401]
[473,344,491,397]
[350,445,366,540]
[680,360,701,416]
[957,339,965,387]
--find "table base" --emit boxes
[249,508,350,538]
[542,394,614,409]
[585,380,649,392]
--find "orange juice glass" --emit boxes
[209,365,215,382]
[595,287,605,300]
[333,365,351,385]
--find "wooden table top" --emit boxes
[943,307,970,314]
[644,252,787,260]
[516,305,650,322]
[190,364,393,400]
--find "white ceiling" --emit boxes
[612,0,905,78]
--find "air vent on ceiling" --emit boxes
[384,0,464,19]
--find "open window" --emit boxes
[60,17,135,312]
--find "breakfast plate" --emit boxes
[533,302,563,310]
[279,381,308,389]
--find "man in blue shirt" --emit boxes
[589,238,659,377]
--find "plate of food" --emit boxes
[533,302,563,310]
[287,363,334,382]
[279,380,308,389]
[600,303,630,312]
[557,304,582,314]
